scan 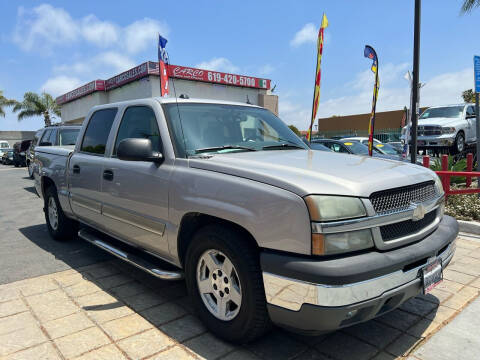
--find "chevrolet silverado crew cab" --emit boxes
[401,103,476,154]
[34,97,458,343]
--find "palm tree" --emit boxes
[0,90,16,117]
[12,92,60,127]
[461,0,480,13]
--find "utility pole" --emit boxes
[410,0,421,163]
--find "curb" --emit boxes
[458,220,480,235]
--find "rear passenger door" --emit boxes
[69,108,117,227]
[466,105,476,142]
[100,105,172,257]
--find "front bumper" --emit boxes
[403,135,456,148]
[261,215,458,333]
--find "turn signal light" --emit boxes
[312,233,325,255]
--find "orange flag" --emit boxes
[307,13,328,142]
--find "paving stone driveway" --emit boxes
[1,234,480,360]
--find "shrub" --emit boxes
[445,192,480,221]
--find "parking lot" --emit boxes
[1,163,480,360]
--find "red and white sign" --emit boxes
[56,80,105,105]
[105,62,149,91]
[168,65,271,90]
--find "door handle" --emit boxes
[72,165,80,174]
[103,169,114,181]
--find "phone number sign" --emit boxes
[168,65,270,90]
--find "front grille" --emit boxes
[370,181,437,214]
[380,210,437,241]
[417,125,442,136]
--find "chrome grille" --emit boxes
[370,181,437,214]
[417,125,442,136]
[380,210,437,241]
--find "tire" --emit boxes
[27,162,34,179]
[185,224,271,343]
[44,186,77,241]
[452,132,465,154]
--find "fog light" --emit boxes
[346,310,358,319]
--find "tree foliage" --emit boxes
[288,125,301,136]
[12,92,60,126]
[462,89,475,103]
[461,0,480,13]
[0,90,16,118]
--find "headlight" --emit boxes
[441,127,455,134]
[312,230,374,255]
[401,127,406,135]
[305,195,366,222]
[434,175,444,196]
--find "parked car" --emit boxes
[34,97,457,343]
[13,140,32,167]
[26,125,81,178]
[342,136,383,146]
[1,149,14,165]
[302,138,333,152]
[401,104,475,154]
[0,140,10,158]
[313,139,402,160]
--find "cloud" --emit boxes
[258,64,275,76]
[124,18,169,54]
[13,4,78,52]
[290,23,317,47]
[80,15,119,48]
[13,4,169,54]
[54,51,136,80]
[195,58,240,73]
[278,65,474,130]
[40,75,83,96]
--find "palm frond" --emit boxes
[461,0,480,13]
[17,109,40,121]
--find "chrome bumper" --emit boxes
[263,239,455,311]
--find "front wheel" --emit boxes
[452,132,465,154]
[185,225,271,343]
[44,186,77,241]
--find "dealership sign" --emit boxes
[167,65,270,89]
[56,80,105,105]
[105,62,149,91]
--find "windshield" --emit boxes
[342,141,369,154]
[420,106,464,119]
[375,143,400,155]
[163,103,307,156]
[0,142,9,149]
[59,128,80,146]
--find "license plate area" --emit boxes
[422,258,443,294]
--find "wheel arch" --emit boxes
[177,212,259,268]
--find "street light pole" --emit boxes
[410,0,421,164]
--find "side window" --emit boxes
[48,129,57,145]
[467,106,475,116]
[40,129,52,145]
[338,145,350,153]
[33,130,43,146]
[114,106,161,155]
[331,144,341,152]
[81,108,118,155]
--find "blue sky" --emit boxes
[1,0,479,130]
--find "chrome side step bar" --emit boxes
[78,228,183,280]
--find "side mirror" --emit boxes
[117,138,163,164]
[467,114,476,119]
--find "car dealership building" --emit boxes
[56,61,277,124]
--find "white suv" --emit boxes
[402,104,476,154]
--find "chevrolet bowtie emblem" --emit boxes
[411,203,426,221]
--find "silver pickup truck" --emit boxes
[34,97,458,343]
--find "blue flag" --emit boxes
[158,35,169,64]
[364,45,377,73]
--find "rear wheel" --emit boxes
[44,186,77,241]
[185,225,271,343]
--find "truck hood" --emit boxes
[418,117,460,127]
[188,150,436,197]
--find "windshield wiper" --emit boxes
[194,145,256,154]
[262,143,305,150]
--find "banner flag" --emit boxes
[364,45,379,156]
[158,34,169,97]
[307,13,328,142]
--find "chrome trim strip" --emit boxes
[311,195,444,234]
[71,195,101,214]
[102,204,166,236]
[78,228,182,280]
[263,239,455,310]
